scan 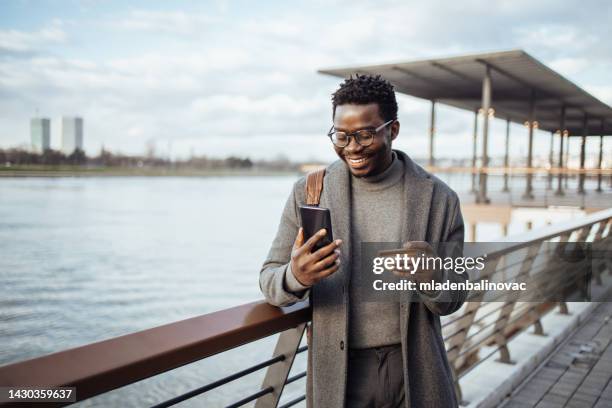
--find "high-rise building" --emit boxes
[30,118,51,153]
[61,117,84,155]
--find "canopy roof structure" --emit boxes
[319,50,612,136]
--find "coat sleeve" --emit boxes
[416,193,469,316]
[259,180,311,307]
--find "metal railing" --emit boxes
[0,209,611,408]
[443,209,612,404]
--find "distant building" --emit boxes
[61,117,84,155]
[30,118,51,153]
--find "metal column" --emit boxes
[547,131,554,190]
[429,100,436,167]
[597,119,604,192]
[564,134,570,188]
[555,106,566,196]
[523,90,535,199]
[477,66,491,204]
[503,118,510,192]
[471,110,478,193]
[578,113,587,194]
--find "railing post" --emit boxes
[558,302,569,315]
[450,363,465,406]
[530,306,546,336]
[495,242,543,362]
[573,226,594,301]
[591,221,609,286]
[556,232,572,315]
[593,219,610,241]
[495,334,513,364]
[599,219,611,279]
[576,225,592,241]
[256,323,307,408]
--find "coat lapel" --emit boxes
[395,149,434,306]
[397,149,434,244]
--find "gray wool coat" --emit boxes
[259,149,468,408]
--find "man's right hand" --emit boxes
[290,227,342,287]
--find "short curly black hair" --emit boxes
[331,74,398,122]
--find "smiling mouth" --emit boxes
[347,156,369,168]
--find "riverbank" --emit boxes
[0,165,300,177]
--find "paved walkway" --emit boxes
[500,302,612,408]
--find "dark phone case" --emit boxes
[299,205,334,250]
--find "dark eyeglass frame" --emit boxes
[327,119,396,147]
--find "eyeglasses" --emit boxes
[327,119,395,147]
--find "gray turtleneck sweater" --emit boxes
[349,152,404,348]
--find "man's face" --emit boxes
[332,103,399,178]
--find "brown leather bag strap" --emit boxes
[305,168,326,206]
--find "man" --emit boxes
[260,74,467,407]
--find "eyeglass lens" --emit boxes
[332,130,374,147]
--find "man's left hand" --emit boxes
[385,241,443,284]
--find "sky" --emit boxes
[1,0,611,163]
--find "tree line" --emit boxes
[0,148,301,171]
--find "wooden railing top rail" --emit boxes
[0,300,310,404]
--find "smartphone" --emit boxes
[299,205,334,251]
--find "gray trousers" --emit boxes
[345,344,405,408]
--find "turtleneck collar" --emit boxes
[351,151,404,192]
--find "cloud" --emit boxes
[111,10,216,36]
[242,20,303,39]
[0,20,66,53]
[191,94,320,118]
[514,25,597,52]
[549,57,590,76]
